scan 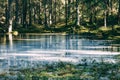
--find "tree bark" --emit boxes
[33,7,36,23]
[8,19,13,32]
[28,0,32,26]
[38,1,42,24]
[5,4,8,25]
[104,10,107,28]
[49,0,52,25]
[54,0,57,25]
[103,0,108,27]
[118,0,120,25]
[22,0,27,28]
[58,0,61,22]
[65,0,68,27]
[8,0,13,33]
[15,0,19,27]
[76,0,80,26]
[44,1,48,28]
[68,0,71,19]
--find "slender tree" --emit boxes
[43,0,48,28]
[28,0,32,26]
[68,0,71,19]
[103,0,109,28]
[8,0,13,33]
[38,0,42,24]
[15,0,19,27]
[48,0,52,25]
[22,0,27,28]
[76,0,80,26]
[54,0,57,25]
[65,0,68,27]
[118,0,120,25]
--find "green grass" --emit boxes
[1,58,120,80]
[1,22,120,41]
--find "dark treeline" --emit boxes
[0,0,120,33]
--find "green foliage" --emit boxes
[1,58,120,80]
[1,55,120,80]
[3,59,117,80]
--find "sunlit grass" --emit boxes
[98,26,112,31]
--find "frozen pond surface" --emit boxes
[0,34,120,73]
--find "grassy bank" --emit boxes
[14,23,120,41]
[0,23,120,42]
[0,58,120,80]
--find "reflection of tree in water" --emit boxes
[0,35,6,44]
[65,52,71,57]
[8,33,13,48]
[0,34,120,76]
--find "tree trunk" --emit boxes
[5,5,8,25]
[44,2,48,28]
[49,14,52,25]
[65,0,68,27]
[54,0,57,25]
[103,0,109,28]
[33,7,36,23]
[68,0,71,19]
[22,0,27,28]
[58,0,61,22]
[38,1,42,24]
[118,0,120,25]
[71,0,75,21]
[28,0,32,26]
[109,0,113,15]
[8,19,13,33]
[8,0,13,33]
[49,0,52,25]
[104,10,107,28]
[76,0,80,26]
[15,0,19,27]
[8,0,12,20]
[77,5,80,25]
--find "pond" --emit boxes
[0,33,120,73]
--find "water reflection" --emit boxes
[0,35,6,45]
[0,34,120,53]
[0,34,120,73]
[8,33,13,49]
[0,33,14,73]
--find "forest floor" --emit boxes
[15,24,120,43]
[0,23,120,42]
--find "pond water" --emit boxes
[0,34,120,73]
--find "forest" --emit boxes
[1,0,120,79]
[0,0,120,39]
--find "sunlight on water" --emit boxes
[0,34,120,72]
